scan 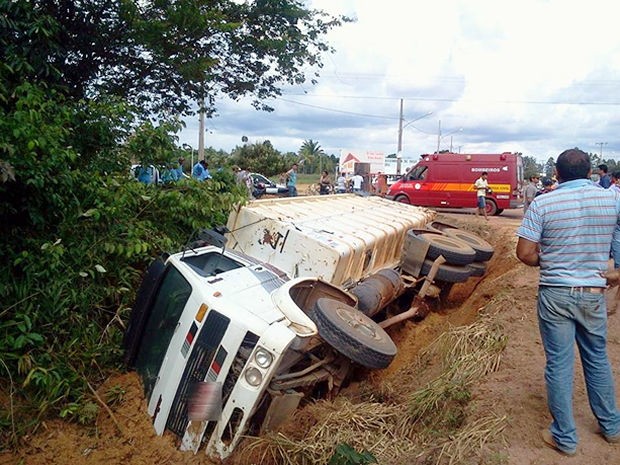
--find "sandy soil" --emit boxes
[2,206,620,465]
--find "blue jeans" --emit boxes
[538,286,620,453]
[288,186,297,197]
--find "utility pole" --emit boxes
[198,96,206,161]
[396,99,404,175]
[436,120,441,154]
[595,142,607,159]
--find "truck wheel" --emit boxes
[420,259,472,283]
[485,198,498,216]
[395,195,410,204]
[443,229,495,262]
[468,261,487,277]
[416,233,476,265]
[313,298,397,370]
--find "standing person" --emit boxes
[233,166,253,198]
[611,171,620,193]
[319,170,331,195]
[376,172,388,197]
[136,164,158,184]
[336,172,347,193]
[523,175,540,213]
[351,172,364,193]
[192,159,212,181]
[598,164,612,188]
[535,177,555,197]
[286,163,298,197]
[174,157,186,180]
[473,171,490,220]
[516,148,620,456]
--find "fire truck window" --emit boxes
[408,166,427,181]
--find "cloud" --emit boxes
[180,0,620,163]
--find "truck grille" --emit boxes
[166,310,230,436]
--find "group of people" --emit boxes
[136,157,214,185]
[516,148,620,456]
[136,157,188,184]
[523,175,557,213]
[317,171,387,195]
[597,163,620,192]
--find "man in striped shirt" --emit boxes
[516,148,620,456]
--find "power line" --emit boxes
[276,97,398,121]
[282,92,620,106]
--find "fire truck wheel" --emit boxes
[485,198,498,216]
[395,194,410,204]
[443,229,495,262]
[420,259,472,283]
[416,233,476,265]
[313,298,397,370]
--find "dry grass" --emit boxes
[238,318,508,465]
[432,413,508,465]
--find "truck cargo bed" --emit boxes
[226,194,436,287]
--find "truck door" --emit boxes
[401,164,432,206]
[429,163,457,208]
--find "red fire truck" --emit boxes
[386,152,524,215]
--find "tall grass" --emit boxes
[237,318,508,465]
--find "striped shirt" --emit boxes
[516,178,620,287]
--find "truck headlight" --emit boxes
[244,367,263,386]
[254,348,273,368]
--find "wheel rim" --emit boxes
[335,306,381,341]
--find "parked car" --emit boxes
[249,172,288,197]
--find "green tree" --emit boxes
[522,155,541,180]
[1,0,351,118]
[299,139,325,174]
[230,140,288,176]
[543,156,555,178]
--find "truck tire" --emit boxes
[420,259,472,283]
[443,229,494,262]
[468,261,487,277]
[416,232,476,265]
[395,194,410,204]
[485,198,498,216]
[313,298,397,370]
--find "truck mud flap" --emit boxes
[123,255,168,367]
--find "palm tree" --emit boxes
[299,139,325,174]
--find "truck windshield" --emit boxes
[135,266,192,398]
[407,165,427,181]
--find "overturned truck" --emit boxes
[123,194,494,460]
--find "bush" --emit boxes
[0,83,248,445]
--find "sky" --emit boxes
[178,0,620,164]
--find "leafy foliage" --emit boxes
[521,155,542,180]
[0,0,347,448]
[299,139,324,174]
[1,0,351,118]
[230,140,296,176]
[0,83,248,445]
[328,443,377,465]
